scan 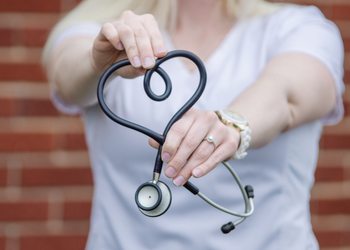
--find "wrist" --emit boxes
[215,109,251,160]
[89,49,104,74]
[229,124,241,147]
[233,125,252,160]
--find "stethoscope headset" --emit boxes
[97,50,254,234]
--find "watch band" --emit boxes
[233,126,251,160]
[215,110,251,160]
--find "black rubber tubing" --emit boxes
[97,50,207,176]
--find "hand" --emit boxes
[92,10,167,78]
[149,108,241,186]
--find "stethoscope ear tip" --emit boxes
[245,185,254,199]
[221,222,235,234]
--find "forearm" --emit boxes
[227,53,337,149]
[48,13,168,107]
[228,77,291,148]
[49,37,102,106]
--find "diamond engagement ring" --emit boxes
[203,134,217,149]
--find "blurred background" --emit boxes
[0,0,348,249]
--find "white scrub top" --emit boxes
[51,5,344,250]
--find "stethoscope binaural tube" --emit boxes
[97,50,254,234]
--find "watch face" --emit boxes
[222,109,247,124]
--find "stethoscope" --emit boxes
[97,50,254,234]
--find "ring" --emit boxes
[203,134,217,149]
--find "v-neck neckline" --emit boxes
[163,21,242,74]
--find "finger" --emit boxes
[115,23,142,68]
[148,133,163,149]
[162,112,194,163]
[172,131,226,186]
[164,111,217,179]
[140,14,167,58]
[99,22,123,50]
[116,63,147,79]
[192,142,236,179]
[172,141,215,186]
[148,137,159,149]
[124,17,155,69]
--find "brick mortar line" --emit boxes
[0,150,90,168]
[0,47,42,63]
[0,186,93,202]
[311,181,350,199]
[311,214,350,231]
[0,220,90,236]
[0,13,61,29]
[0,117,84,133]
[0,82,50,100]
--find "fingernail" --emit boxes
[162,152,171,162]
[165,167,175,177]
[133,56,141,67]
[193,168,202,178]
[173,176,184,187]
[117,42,124,50]
[156,48,166,54]
[143,57,153,67]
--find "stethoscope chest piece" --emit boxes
[98,50,254,233]
[135,181,172,217]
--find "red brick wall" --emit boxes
[0,0,348,249]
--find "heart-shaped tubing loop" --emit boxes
[97,50,207,174]
[97,60,170,145]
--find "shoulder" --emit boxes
[53,22,102,49]
[268,4,326,21]
[255,4,342,45]
[55,22,102,40]
[265,4,333,32]
[239,4,332,36]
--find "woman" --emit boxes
[43,0,344,249]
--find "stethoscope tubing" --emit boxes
[97,60,164,144]
[197,161,254,225]
[97,50,207,175]
[97,50,254,231]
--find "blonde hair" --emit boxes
[43,0,282,64]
